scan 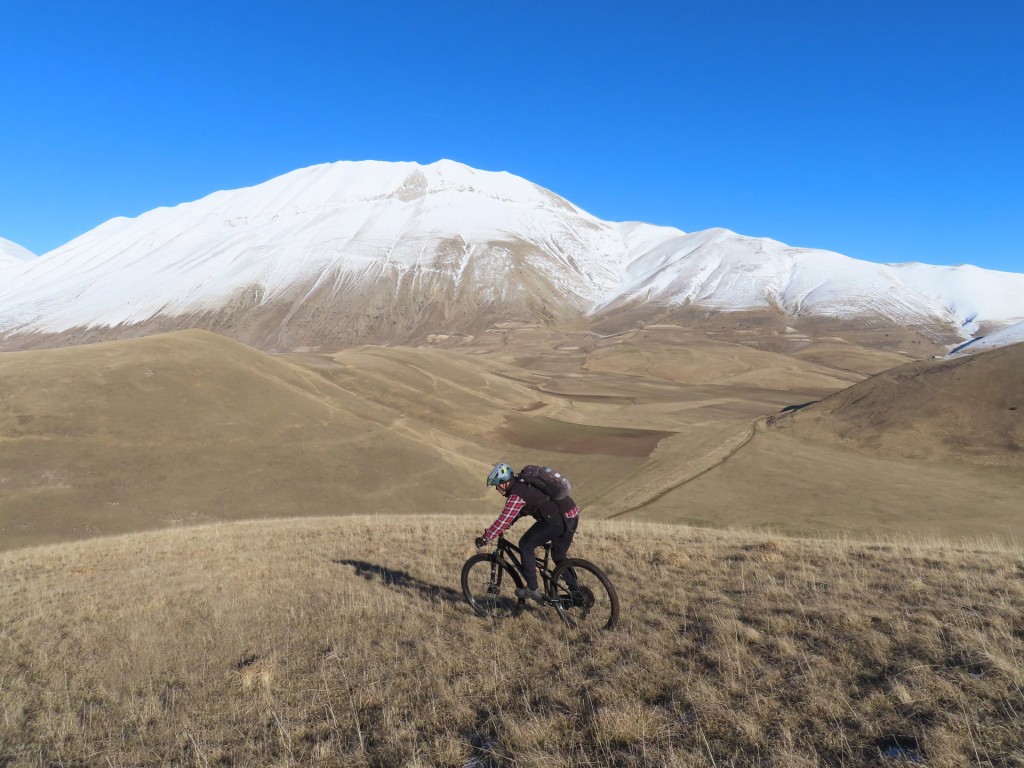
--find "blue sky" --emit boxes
[2,1,1022,272]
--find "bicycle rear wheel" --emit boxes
[461,553,524,619]
[550,558,619,630]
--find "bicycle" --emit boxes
[461,534,619,630]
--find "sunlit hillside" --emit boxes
[2,322,1023,766]
[1,516,1021,766]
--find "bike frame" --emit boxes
[493,535,556,598]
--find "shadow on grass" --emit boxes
[334,559,464,607]
[779,401,817,413]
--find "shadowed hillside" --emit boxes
[770,342,1024,466]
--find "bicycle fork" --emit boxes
[487,559,503,594]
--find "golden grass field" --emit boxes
[1,516,1022,767]
[1,324,1022,765]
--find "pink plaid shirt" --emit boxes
[483,494,579,542]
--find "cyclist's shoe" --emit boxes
[515,587,544,603]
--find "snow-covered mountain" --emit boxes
[600,228,1024,331]
[0,237,35,269]
[0,161,631,346]
[1,159,1022,350]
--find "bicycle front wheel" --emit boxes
[550,558,619,630]
[461,553,524,619]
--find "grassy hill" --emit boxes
[3,328,1024,765]
[770,342,1024,467]
[0,330,500,549]
[0,328,860,549]
[1,516,1021,766]
[2,329,1023,549]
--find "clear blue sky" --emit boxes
[2,1,1022,272]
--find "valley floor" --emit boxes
[4,328,1021,551]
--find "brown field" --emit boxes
[1,516,1022,767]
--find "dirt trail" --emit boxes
[591,420,758,519]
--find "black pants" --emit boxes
[519,515,577,590]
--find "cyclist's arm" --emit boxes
[481,495,526,542]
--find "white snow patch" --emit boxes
[948,320,1024,355]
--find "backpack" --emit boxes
[517,465,572,501]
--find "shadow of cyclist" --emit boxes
[334,559,464,607]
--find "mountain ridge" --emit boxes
[0,237,35,268]
[2,159,1022,352]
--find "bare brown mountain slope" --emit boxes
[770,342,1024,466]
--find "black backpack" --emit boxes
[517,465,572,501]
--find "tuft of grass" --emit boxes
[1,515,1022,766]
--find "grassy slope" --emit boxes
[3,329,1023,765]
[1,516,1022,767]
[629,428,1024,539]
[0,328,863,549]
[772,343,1024,467]
[3,328,1024,548]
[0,331,500,549]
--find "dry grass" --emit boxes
[770,343,1024,468]
[2,516,1022,767]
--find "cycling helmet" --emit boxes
[486,462,514,486]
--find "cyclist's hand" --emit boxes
[474,536,488,549]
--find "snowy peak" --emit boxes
[603,228,1015,330]
[0,159,1022,352]
[0,160,628,339]
[0,237,35,267]
[892,263,1024,330]
[188,159,584,218]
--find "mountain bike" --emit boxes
[461,534,619,630]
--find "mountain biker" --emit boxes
[475,462,580,602]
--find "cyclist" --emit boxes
[475,462,579,602]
